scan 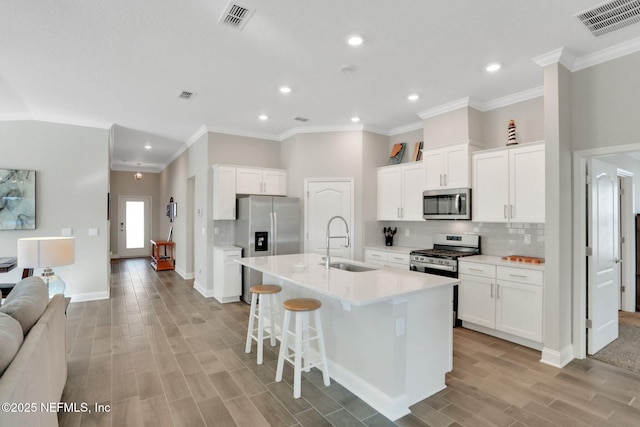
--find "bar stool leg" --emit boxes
[302,312,311,373]
[256,294,265,364]
[315,310,330,386]
[275,310,291,383]
[293,312,303,398]
[268,293,277,347]
[245,294,258,354]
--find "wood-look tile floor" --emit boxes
[59,258,640,427]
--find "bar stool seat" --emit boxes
[245,284,282,364]
[275,297,330,398]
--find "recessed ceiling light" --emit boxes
[408,94,419,101]
[347,35,363,46]
[279,86,292,94]
[144,144,152,150]
[486,63,501,72]
[259,114,268,121]
[351,116,360,123]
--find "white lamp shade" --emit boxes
[17,237,75,268]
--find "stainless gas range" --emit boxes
[410,234,480,326]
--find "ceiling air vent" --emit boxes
[177,91,195,100]
[576,0,640,37]
[219,2,255,30]
[293,117,309,122]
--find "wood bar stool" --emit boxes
[245,284,282,364]
[275,298,330,398]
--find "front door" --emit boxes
[118,196,151,258]
[587,158,619,354]
[304,179,353,259]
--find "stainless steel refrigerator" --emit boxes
[235,195,301,303]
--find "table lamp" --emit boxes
[17,237,75,297]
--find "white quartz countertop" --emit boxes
[460,255,546,271]
[236,253,458,306]
[364,245,419,254]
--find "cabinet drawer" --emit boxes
[459,262,495,278]
[387,253,410,265]
[365,250,387,261]
[497,266,543,286]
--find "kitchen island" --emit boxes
[236,252,457,420]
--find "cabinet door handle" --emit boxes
[444,173,448,186]
[504,205,507,219]
[510,204,514,219]
[490,283,494,298]
[397,207,401,218]
[496,284,500,299]
[440,174,443,186]
[508,273,528,279]
[401,207,404,218]
[469,268,484,272]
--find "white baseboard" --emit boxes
[193,281,214,298]
[541,344,574,368]
[213,294,241,304]
[67,290,110,303]
[328,359,412,421]
[174,267,193,280]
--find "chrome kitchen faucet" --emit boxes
[325,216,350,268]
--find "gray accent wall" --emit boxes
[0,120,110,301]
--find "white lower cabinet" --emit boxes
[459,259,543,346]
[364,248,410,270]
[213,246,242,303]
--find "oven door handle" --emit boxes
[411,263,456,273]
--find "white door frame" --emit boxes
[618,171,635,312]
[303,177,355,259]
[117,195,152,258]
[573,144,640,359]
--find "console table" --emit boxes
[150,240,175,271]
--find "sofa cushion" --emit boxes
[0,312,24,376]
[0,276,48,334]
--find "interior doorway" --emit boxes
[186,176,195,279]
[118,196,152,258]
[573,145,639,359]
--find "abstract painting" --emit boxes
[0,169,36,230]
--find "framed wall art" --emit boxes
[0,169,36,230]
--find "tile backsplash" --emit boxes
[371,221,545,258]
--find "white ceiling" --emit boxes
[3,1,640,172]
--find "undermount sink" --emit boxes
[322,262,378,272]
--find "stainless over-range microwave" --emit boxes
[423,188,471,220]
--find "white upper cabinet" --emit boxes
[472,142,545,223]
[213,165,288,220]
[212,165,237,220]
[236,167,287,196]
[423,142,476,190]
[377,162,425,221]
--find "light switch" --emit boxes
[88,228,99,237]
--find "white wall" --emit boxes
[0,120,110,301]
[482,97,545,149]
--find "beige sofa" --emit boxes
[0,278,67,427]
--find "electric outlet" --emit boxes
[405,228,410,237]
[214,227,219,235]
[524,234,531,244]
[396,318,406,336]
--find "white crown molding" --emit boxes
[572,35,640,71]
[207,125,279,142]
[362,124,391,136]
[481,86,544,111]
[0,114,113,130]
[0,113,34,121]
[186,124,208,146]
[110,162,164,173]
[532,47,567,68]
[278,124,365,141]
[417,97,474,120]
[388,121,424,136]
